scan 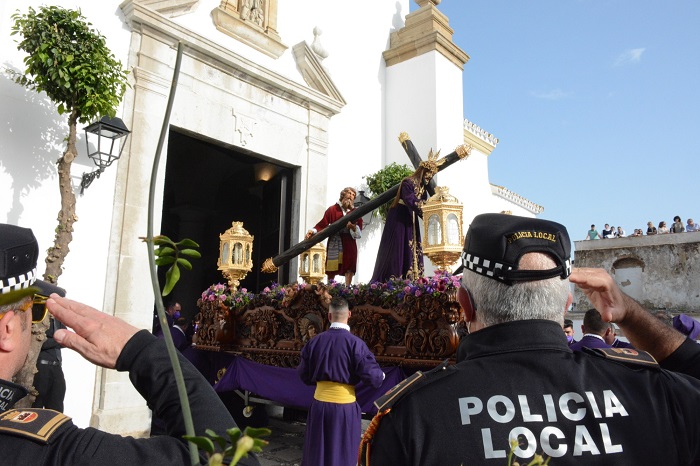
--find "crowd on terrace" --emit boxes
[585,216,700,240]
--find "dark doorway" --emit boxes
[158,128,295,321]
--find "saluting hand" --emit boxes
[46,295,139,369]
[569,268,630,323]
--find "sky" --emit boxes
[413,1,700,257]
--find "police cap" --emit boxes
[460,213,571,285]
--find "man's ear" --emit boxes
[0,311,18,352]
[457,285,476,322]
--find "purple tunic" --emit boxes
[297,327,384,466]
[371,177,427,282]
[569,334,611,351]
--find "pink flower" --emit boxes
[404,286,411,293]
[263,287,271,293]
[415,290,422,297]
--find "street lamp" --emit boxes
[80,116,131,193]
[354,190,375,226]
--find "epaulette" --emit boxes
[0,408,71,443]
[584,347,659,368]
[358,360,455,466]
[373,359,453,412]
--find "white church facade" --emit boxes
[0,0,542,435]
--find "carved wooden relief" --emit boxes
[194,285,463,367]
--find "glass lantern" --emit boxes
[218,221,254,291]
[299,242,326,284]
[422,186,464,270]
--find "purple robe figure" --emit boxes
[297,323,384,466]
[569,334,612,351]
[371,169,431,282]
[673,314,700,340]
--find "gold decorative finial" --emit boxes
[261,258,278,273]
[455,144,472,159]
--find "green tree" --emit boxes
[364,162,414,222]
[9,6,129,284]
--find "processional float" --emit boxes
[194,135,473,369]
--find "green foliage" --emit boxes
[10,5,129,123]
[150,235,202,296]
[363,162,414,222]
[183,426,271,466]
[507,437,551,466]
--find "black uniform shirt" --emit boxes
[369,320,700,465]
[0,330,260,466]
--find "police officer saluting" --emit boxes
[363,213,700,465]
[0,223,259,465]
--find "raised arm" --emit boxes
[569,268,686,361]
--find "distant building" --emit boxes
[574,234,700,312]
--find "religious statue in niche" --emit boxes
[240,0,265,27]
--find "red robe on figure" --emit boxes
[313,203,362,276]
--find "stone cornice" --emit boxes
[383,3,469,69]
[119,0,344,116]
[491,184,544,215]
[135,0,200,18]
[292,42,345,105]
[463,119,499,155]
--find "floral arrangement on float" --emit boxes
[325,269,462,307]
[200,270,462,311]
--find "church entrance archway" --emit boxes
[159,128,295,319]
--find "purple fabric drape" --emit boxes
[214,356,405,415]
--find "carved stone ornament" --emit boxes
[212,0,287,59]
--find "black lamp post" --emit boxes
[80,116,131,194]
[354,190,375,226]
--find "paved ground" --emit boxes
[256,415,305,466]
[251,406,371,466]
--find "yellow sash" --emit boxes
[314,381,356,404]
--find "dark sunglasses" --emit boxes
[32,294,50,324]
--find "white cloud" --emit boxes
[530,89,570,100]
[614,48,646,66]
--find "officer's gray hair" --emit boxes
[462,252,570,327]
[0,296,32,331]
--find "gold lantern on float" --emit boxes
[218,221,254,291]
[422,186,464,270]
[299,242,326,284]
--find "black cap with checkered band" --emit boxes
[460,213,571,286]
